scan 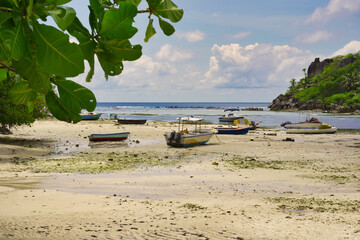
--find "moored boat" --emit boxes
[81,112,102,120]
[117,119,147,124]
[214,126,249,135]
[88,132,130,141]
[281,117,322,129]
[286,126,337,134]
[219,108,243,123]
[164,117,214,147]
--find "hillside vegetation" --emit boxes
[269,52,360,113]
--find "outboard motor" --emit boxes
[168,131,176,143]
[175,131,182,144]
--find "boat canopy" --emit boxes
[224,108,240,112]
[176,116,203,122]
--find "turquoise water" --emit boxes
[95,102,360,129]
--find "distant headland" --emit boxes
[268,52,360,114]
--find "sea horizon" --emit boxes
[94,102,360,129]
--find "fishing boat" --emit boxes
[88,132,130,142]
[286,125,337,134]
[81,112,102,120]
[164,116,214,147]
[117,118,147,124]
[219,108,243,123]
[233,118,261,130]
[214,126,249,135]
[281,117,322,129]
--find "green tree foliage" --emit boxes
[0,73,48,132]
[0,0,183,124]
[286,52,360,110]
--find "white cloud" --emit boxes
[294,30,333,44]
[330,40,360,57]
[176,30,206,43]
[307,0,360,23]
[155,44,193,62]
[203,43,315,89]
[230,32,252,40]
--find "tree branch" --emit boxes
[0,8,11,13]
[0,63,16,73]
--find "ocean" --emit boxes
[94,102,360,129]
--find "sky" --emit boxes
[64,0,360,102]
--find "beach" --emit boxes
[0,119,359,240]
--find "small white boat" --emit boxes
[88,132,130,141]
[164,116,214,147]
[286,126,337,134]
[281,117,322,129]
[219,108,243,123]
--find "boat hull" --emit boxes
[219,116,244,123]
[88,132,130,142]
[164,131,214,147]
[117,119,147,124]
[215,127,249,135]
[284,122,321,129]
[286,127,337,134]
[81,113,102,120]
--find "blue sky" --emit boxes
[66,0,360,102]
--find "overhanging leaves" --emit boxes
[55,79,97,113]
[33,23,85,77]
[8,81,37,104]
[45,90,78,123]
[99,3,138,40]
[100,39,142,61]
[49,7,76,31]
[147,0,183,23]
[144,18,156,42]
[0,19,29,60]
[158,17,175,36]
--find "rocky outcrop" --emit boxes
[307,58,333,78]
[268,94,356,113]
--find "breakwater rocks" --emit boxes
[268,94,360,114]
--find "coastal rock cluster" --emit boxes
[268,94,360,114]
[269,56,360,114]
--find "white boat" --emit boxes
[164,116,214,147]
[286,126,337,134]
[219,108,243,123]
[281,117,322,129]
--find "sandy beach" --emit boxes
[0,119,359,239]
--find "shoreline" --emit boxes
[0,120,359,239]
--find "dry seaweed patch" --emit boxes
[22,152,182,173]
[299,174,360,184]
[222,155,313,170]
[181,203,207,211]
[267,197,360,213]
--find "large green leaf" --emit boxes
[0,69,7,82]
[96,50,124,80]
[100,39,142,61]
[55,79,97,113]
[0,19,28,60]
[33,23,84,77]
[147,0,183,23]
[45,90,80,123]
[12,57,50,94]
[158,17,175,36]
[0,12,11,25]
[67,17,97,82]
[8,81,37,104]
[144,18,156,42]
[99,3,138,40]
[49,7,76,31]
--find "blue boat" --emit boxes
[81,112,102,120]
[214,126,249,135]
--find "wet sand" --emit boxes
[0,119,359,239]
